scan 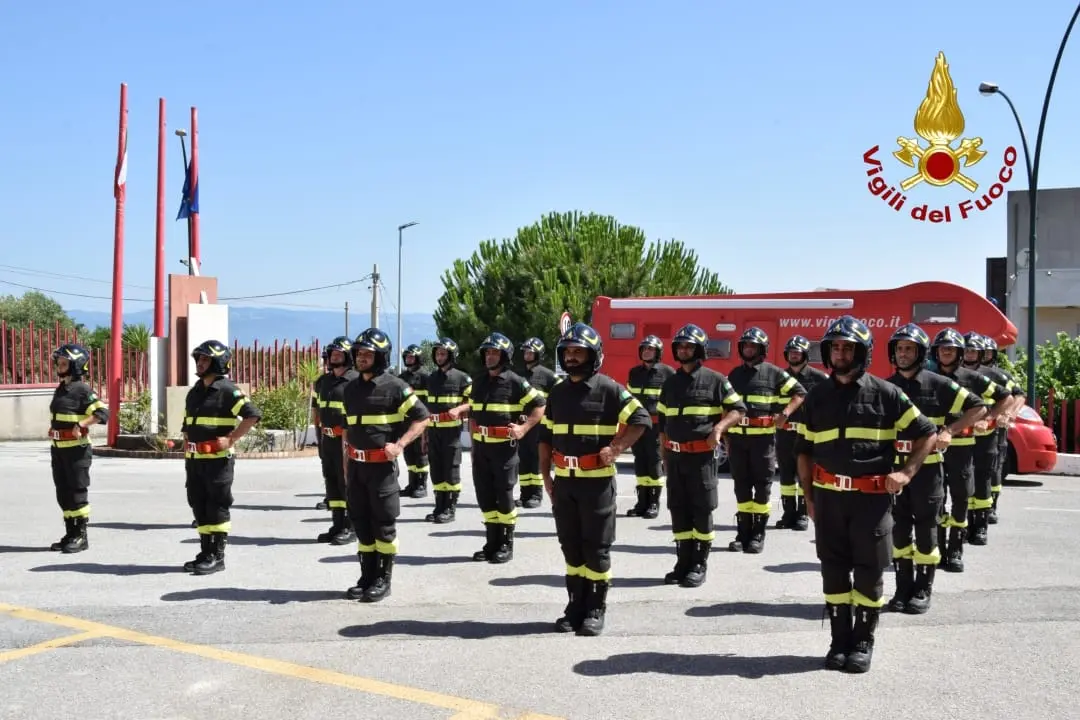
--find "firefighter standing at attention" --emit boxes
[775,335,828,531]
[962,331,1022,544]
[181,340,263,575]
[311,336,359,546]
[625,334,675,520]
[657,324,746,588]
[468,333,546,563]
[795,316,937,674]
[515,337,559,509]
[726,327,806,553]
[47,343,109,554]
[423,338,473,524]
[884,324,986,615]
[539,323,651,636]
[928,329,1008,571]
[314,346,331,511]
[398,344,432,499]
[979,336,1024,524]
[341,328,430,602]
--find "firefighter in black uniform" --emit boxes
[726,326,806,553]
[657,324,747,587]
[423,338,472,524]
[515,337,559,509]
[884,324,986,615]
[625,334,675,520]
[962,331,1022,544]
[341,328,430,602]
[181,340,263,575]
[796,316,937,673]
[980,337,1025,524]
[311,336,358,545]
[314,347,332,511]
[539,322,651,635]
[775,335,828,531]
[929,329,1009,571]
[47,343,109,554]
[469,333,546,563]
[398,344,431,499]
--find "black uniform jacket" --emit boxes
[657,363,747,444]
[938,365,1010,443]
[627,362,675,420]
[887,368,986,465]
[399,366,431,406]
[343,370,430,451]
[313,369,360,429]
[424,366,473,432]
[49,381,110,449]
[468,369,546,447]
[727,361,806,437]
[182,377,262,460]
[795,372,936,480]
[540,372,651,479]
[783,364,829,434]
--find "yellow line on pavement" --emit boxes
[0,603,563,720]
[0,630,105,664]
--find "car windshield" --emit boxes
[1017,406,1041,422]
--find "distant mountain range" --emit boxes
[68,307,438,348]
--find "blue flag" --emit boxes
[177,161,199,220]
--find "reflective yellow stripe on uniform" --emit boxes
[346,393,419,426]
[779,376,799,395]
[658,403,724,416]
[746,394,781,405]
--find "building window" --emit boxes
[912,302,959,324]
[807,341,823,364]
[706,339,731,359]
[608,322,636,339]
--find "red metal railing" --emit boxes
[1037,387,1080,454]
[229,338,322,389]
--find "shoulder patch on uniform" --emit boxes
[619,388,631,400]
[949,380,960,392]
[88,393,98,401]
[521,380,531,389]
[233,389,243,397]
[402,386,413,396]
[898,390,911,404]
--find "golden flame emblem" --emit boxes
[893,52,986,192]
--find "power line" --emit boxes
[221,276,371,301]
[0,278,154,303]
[0,263,154,290]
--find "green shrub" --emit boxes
[118,390,151,434]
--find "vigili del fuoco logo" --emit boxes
[862,52,1018,223]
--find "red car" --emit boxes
[1006,405,1058,476]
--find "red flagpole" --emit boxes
[107,83,128,447]
[154,97,166,337]
[189,106,200,272]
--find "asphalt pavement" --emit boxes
[2,440,1078,720]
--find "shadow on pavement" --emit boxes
[429,529,557,539]
[29,562,182,576]
[93,522,193,531]
[685,601,821,620]
[573,652,822,678]
[490,574,660,589]
[179,536,315,547]
[1004,478,1043,487]
[762,561,820,574]
[0,545,50,553]
[340,620,552,639]
[161,587,345,603]
[317,554,472,565]
[231,504,311,512]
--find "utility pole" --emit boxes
[397,221,418,373]
[370,264,380,329]
[344,301,350,337]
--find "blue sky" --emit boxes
[1,0,1078,319]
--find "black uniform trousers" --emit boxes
[50,444,92,518]
[517,425,544,489]
[942,446,974,528]
[472,442,519,525]
[970,435,997,512]
[814,487,892,607]
[994,427,1009,492]
[892,460,944,565]
[428,426,463,492]
[553,477,616,579]
[347,459,400,555]
[631,423,663,487]
[186,457,235,532]
[775,428,802,498]
[319,436,348,511]
[402,433,430,481]
[666,451,719,542]
[727,433,775,516]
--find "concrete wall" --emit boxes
[0,388,107,442]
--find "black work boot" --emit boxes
[936,525,948,567]
[318,508,356,545]
[626,487,650,517]
[315,498,329,510]
[728,512,752,552]
[905,563,935,615]
[61,517,89,554]
[362,553,394,603]
[745,514,767,554]
[824,603,852,671]
[489,524,514,564]
[520,485,543,509]
[408,473,428,499]
[577,580,610,637]
[943,527,965,573]
[968,509,988,545]
[887,558,914,613]
[643,487,661,519]
[844,607,880,673]
[51,517,76,551]
[425,492,445,522]
[555,575,586,632]
[184,534,213,572]
[193,532,227,575]
[988,491,1000,524]
[775,496,796,529]
[472,523,497,561]
[679,540,712,588]
[793,496,810,531]
[664,540,693,585]
[434,491,457,524]
[346,551,378,599]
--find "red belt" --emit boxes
[470,421,512,439]
[48,427,87,441]
[650,414,659,424]
[663,438,713,453]
[552,450,606,471]
[895,439,913,453]
[186,439,226,454]
[813,465,890,494]
[738,416,775,427]
[321,426,344,437]
[345,444,391,463]
[431,411,458,423]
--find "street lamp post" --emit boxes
[397,221,418,373]
[979,1,1080,407]
[175,128,194,276]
